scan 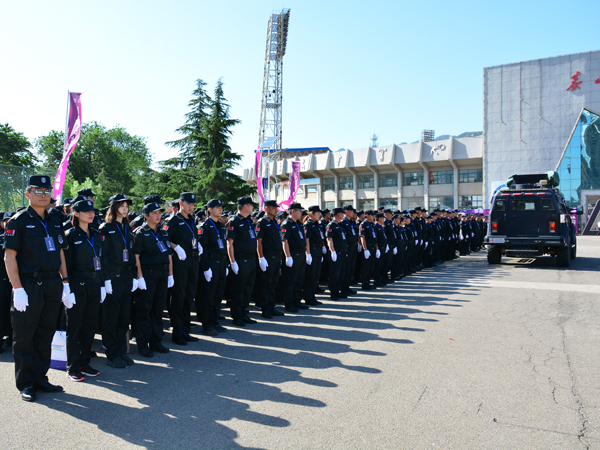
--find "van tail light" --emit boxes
[492,222,498,233]
[549,222,556,233]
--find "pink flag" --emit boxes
[255,145,264,209]
[278,161,301,211]
[54,92,82,199]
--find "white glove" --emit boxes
[13,288,28,312]
[322,246,327,255]
[137,277,147,290]
[63,292,76,309]
[364,250,371,259]
[376,249,381,259]
[285,256,293,267]
[198,243,203,255]
[131,278,139,292]
[321,257,323,262]
[259,257,269,272]
[168,275,174,288]
[385,244,389,253]
[174,245,187,261]
[420,240,423,246]
[204,268,212,282]
[472,233,475,238]
[226,268,229,276]
[358,244,363,252]
[306,254,312,265]
[393,247,398,255]
[104,279,113,295]
[62,282,71,300]
[331,251,337,262]
[100,287,107,303]
[231,261,239,275]
[425,242,429,248]
[460,232,464,241]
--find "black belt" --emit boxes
[71,270,102,279]
[235,253,256,259]
[209,252,228,261]
[106,266,132,274]
[291,250,305,255]
[310,244,323,248]
[142,264,169,271]
[20,271,59,279]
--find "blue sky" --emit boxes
[1,0,597,175]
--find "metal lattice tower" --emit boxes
[258,8,290,159]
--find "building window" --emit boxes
[378,173,398,187]
[403,172,424,186]
[459,195,483,209]
[429,170,454,185]
[429,196,454,210]
[358,174,374,189]
[358,199,374,210]
[339,176,353,190]
[324,201,335,210]
[403,197,424,210]
[322,177,335,192]
[459,169,483,183]
[379,198,398,210]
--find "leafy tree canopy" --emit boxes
[0,123,37,167]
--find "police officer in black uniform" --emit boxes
[77,188,102,231]
[64,199,105,381]
[198,199,230,335]
[326,207,348,300]
[133,202,173,356]
[359,210,379,290]
[340,205,359,297]
[255,200,286,318]
[279,203,309,312]
[302,205,324,306]
[166,192,202,344]
[130,194,164,230]
[4,175,71,402]
[226,196,259,326]
[0,212,15,351]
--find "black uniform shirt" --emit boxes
[255,216,282,254]
[326,220,348,252]
[383,219,397,246]
[165,213,200,256]
[340,217,359,245]
[99,221,136,273]
[281,218,306,253]
[65,226,105,278]
[133,223,171,266]
[0,231,6,276]
[130,214,145,231]
[359,220,378,245]
[375,222,388,248]
[225,213,257,257]
[3,206,67,274]
[199,218,227,271]
[304,218,324,248]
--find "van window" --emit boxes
[512,200,536,211]
[493,200,505,211]
[541,199,554,211]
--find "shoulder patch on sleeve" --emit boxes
[5,229,15,237]
[198,229,203,234]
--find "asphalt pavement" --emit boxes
[1,238,600,449]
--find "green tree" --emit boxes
[36,122,153,209]
[164,78,254,208]
[0,124,37,167]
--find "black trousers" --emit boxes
[382,247,393,281]
[66,277,101,372]
[328,250,347,297]
[0,272,12,340]
[11,275,62,391]
[256,252,282,312]
[171,256,199,340]
[354,247,363,283]
[280,252,304,307]
[102,271,133,360]
[302,247,322,302]
[136,268,168,346]
[391,248,402,278]
[228,255,256,320]
[360,245,376,287]
[343,244,357,292]
[198,258,227,328]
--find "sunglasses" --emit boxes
[32,189,52,197]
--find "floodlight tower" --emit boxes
[258,8,290,158]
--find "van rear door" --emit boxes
[507,197,543,236]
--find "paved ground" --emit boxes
[1,238,600,449]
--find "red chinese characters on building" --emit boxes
[596,77,600,84]
[566,71,583,91]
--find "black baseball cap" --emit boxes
[72,199,95,213]
[142,202,165,215]
[78,188,96,197]
[264,200,278,208]
[28,174,52,188]
[287,202,302,211]
[180,192,197,203]
[332,207,344,215]
[109,193,133,205]
[206,199,223,209]
[237,196,257,206]
[308,205,321,213]
[144,194,164,205]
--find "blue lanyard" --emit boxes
[149,227,162,242]
[180,215,196,237]
[81,230,97,257]
[207,218,221,239]
[246,218,255,237]
[115,223,128,246]
[35,217,49,237]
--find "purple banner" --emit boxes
[54,92,82,199]
[278,161,301,211]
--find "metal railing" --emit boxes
[0,164,55,212]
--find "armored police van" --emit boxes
[484,172,579,267]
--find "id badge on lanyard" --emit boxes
[247,219,256,239]
[157,241,168,253]
[93,257,102,271]
[123,249,129,262]
[217,239,225,249]
[192,238,198,249]
[44,236,56,252]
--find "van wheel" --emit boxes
[487,246,501,264]
[557,240,571,267]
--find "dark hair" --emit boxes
[105,201,130,226]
